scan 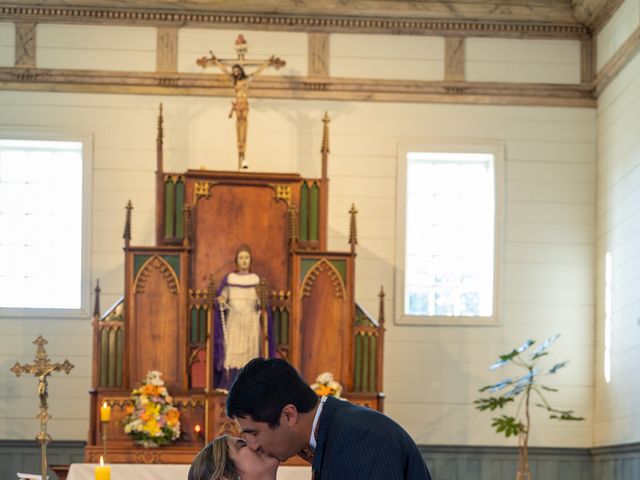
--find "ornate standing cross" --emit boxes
[197,34,286,170]
[10,335,74,480]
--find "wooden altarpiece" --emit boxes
[85,109,385,464]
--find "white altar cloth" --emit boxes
[67,463,311,480]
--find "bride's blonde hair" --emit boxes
[188,435,238,480]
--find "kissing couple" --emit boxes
[189,358,432,480]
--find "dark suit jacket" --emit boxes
[311,397,432,480]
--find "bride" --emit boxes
[189,435,279,480]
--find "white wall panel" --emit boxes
[0,22,14,67]
[467,38,581,84]
[596,0,640,71]
[595,47,640,446]
[0,30,597,448]
[36,24,156,71]
[330,34,444,80]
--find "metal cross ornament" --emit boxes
[10,335,74,480]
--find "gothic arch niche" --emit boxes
[130,256,183,389]
[299,259,348,384]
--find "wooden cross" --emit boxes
[10,335,74,480]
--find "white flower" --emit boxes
[316,372,335,384]
[146,370,165,386]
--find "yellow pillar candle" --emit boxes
[95,456,111,480]
[100,401,111,422]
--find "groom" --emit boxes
[227,358,432,480]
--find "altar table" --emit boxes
[66,463,311,480]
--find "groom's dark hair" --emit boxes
[226,357,318,427]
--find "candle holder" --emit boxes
[194,424,203,441]
[101,420,108,461]
[100,401,111,462]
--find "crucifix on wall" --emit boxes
[197,34,286,170]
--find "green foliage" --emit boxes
[475,334,584,440]
[474,396,514,411]
[491,415,525,437]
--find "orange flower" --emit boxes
[166,408,180,426]
[140,411,151,422]
[125,404,134,415]
[142,384,158,396]
[314,385,332,396]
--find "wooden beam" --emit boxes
[0,1,582,24]
[308,33,329,78]
[445,37,465,82]
[572,0,626,34]
[157,27,178,73]
[0,67,596,107]
[0,3,589,39]
[15,22,36,68]
[581,38,594,83]
[594,26,640,96]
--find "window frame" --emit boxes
[0,129,93,318]
[395,142,504,326]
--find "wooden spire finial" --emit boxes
[288,203,299,250]
[348,203,358,253]
[183,203,192,248]
[157,103,164,147]
[123,200,133,247]
[378,286,385,326]
[321,111,330,180]
[93,279,101,318]
[155,103,165,244]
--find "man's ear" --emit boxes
[281,404,299,427]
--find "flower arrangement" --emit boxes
[310,372,343,398]
[123,370,181,447]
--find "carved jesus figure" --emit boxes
[197,36,285,170]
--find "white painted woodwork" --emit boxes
[36,24,156,71]
[0,21,14,67]
[330,34,445,81]
[594,49,640,447]
[466,37,581,84]
[0,24,604,448]
[596,0,640,70]
[178,28,307,77]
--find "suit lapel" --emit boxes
[312,397,339,477]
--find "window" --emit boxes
[396,144,503,325]
[0,136,91,315]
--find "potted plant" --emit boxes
[474,335,584,480]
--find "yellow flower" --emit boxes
[143,418,159,435]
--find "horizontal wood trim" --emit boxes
[594,26,640,96]
[1,440,637,480]
[0,67,596,107]
[0,4,590,39]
